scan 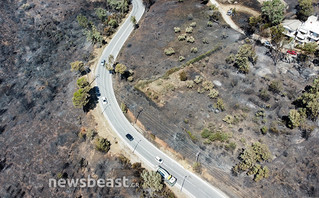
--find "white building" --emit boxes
[283,15,319,44]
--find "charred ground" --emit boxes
[0,0,174,197]
[115,0,319,197]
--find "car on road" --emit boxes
[155,156,163,164]
[157,166,177,186]
[287,50,297,55]
[126,133,134,141]
[264,41,272,48]
[101,60,106,66]
[227,8,233,16]
[101,97,107,104]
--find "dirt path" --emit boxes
[208,0,261,34]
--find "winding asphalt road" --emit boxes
[95,0,228,197]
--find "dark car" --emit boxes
[126,134,134,141]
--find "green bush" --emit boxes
[186,80,194,88]
[233,44,257,73]
[260,126,268,134]
[186,26,193,33]
[95,137,111,153]
[216,98,225,111]
[225,142,237,152]
[259,89,270,101]
[202,81,214,91]
[208,89,219,99]
[164,47,175,56]
[179,71,187,81]
[201,128,211,138]
[233,142,272,181]
[120,102,127,113]
[223,115,234,124]
[95,8,108,22]
[72,87,90,108]
[179,56,185,62]
[190,22,197,27]
[207,21,213,27]
[174,27,181,33]
[191,47,198,53]
[193,162,201,173]
[269,80,282,94]
[208,131,229,142]
[194,75,203,84]
[186,36,195,43]
[225,54,235,64]
[202,38,209,44]
[178,34,186,41]
[77,14,88,28]
[288,109,301,128]
[77,77,89,88]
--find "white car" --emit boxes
[155,156,163,164]
[101,97,107,104]
[101,60,106,66]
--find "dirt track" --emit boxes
[209,0,260,34]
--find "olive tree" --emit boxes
[141,170,163,194]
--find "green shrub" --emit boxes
[255,109,266,118]
[225,142,237,152]
[179,56,185,62]
[186,26,193,33]
[190,22,197,27]
[208,131,228,142]
[164,47,175,56]
[191,47,198,53]
[187,130,197,141]
[179,71,188,81]
[216,98,225,111]
[193,162,201,173]
[178,34,186,41]
[186,80,194,88]
[269,80,282,94]
[232,142,272,181]
[225,54,235,64]
[174,27,181,33]
[288,109,301,128]
[202,38,209,44]
[202,81,214,91]
[95,137,111,153]
[223,115,234,124]
[186,36,195,43]
[259,89,270,101]
[194,75,203,84]
[207,21,213,27]
[201,128,211,138]
[120,102,127,113]
[260,126,268,134]
[208,89,219,99]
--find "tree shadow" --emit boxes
[83,86,99,112]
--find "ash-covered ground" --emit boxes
[0,0,151,197]
[115,0,319,197]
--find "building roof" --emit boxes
[300,15,319,34]
[282,19,302,31]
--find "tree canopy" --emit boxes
[72,87,90,108]
[141,170,163,194]
[297,0,314,21]
[77,77,89,88]
[70,61,85,73]
[261,0,285,26]
[95,8,108,22]
[295,76,319,119]
[115,63,127,74]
